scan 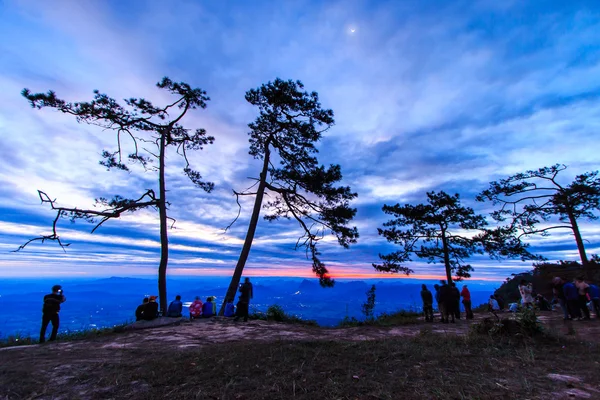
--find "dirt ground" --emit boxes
[2,309,598,354]
[2,311,600,400]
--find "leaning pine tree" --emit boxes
[477,164,600,273]
[220,79,359,314]
[19,78,215,314]
[374,191,539,283]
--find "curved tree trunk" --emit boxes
[219,144,271,315]
[566,209,589,278]
[440,229,453,284]
[158,133,169,315]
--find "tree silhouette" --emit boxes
[374,191,536,283]
[477,164,600,271]
[220,79,359,314]
[19,78,215,314]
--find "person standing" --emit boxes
[552,277,569,320]
[588,283,600,318]
[433,284,442,322]
[40,285,66,343]
[439,280,454,323]
[461,285,474,319]
[420,284,434,322]
[563,280,581,320]
[450,282,461,319]
[574,277,591,320]
[234,277,254,322]
[518,280,534,308]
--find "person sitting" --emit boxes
[489,295,501,312]
[135,297,149,321]
[202,297,214,318]
[167,295,183,318]
[224,301,236,317]
[535,294,552,311]
[189,296,203,320]
[142,296,159,321]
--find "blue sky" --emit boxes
[0,0,599,281]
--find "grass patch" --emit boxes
[0,322,131,348]
[338,310,420,327]
[1,333,598,399]
[249,304,318,326]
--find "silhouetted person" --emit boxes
[433,284,442,321]
[461,285,473,319]
[234,278,254,322]
[450,282,461,319]
[142,296,159,321]
[167,295,183,318]
[439,281,454,323]
[136,297,149,321]
[574,277,591,320]
[40,285,66,343]
[552,277,569,320]
[420,284,434,322]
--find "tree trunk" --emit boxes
[566,208,589,271]
[440,228,453,284]
[219,144,271,315]
[158,133,169,315]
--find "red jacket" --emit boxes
[461,287,471,301]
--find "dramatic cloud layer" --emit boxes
[1,0,599,281]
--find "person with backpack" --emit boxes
[224,301,236,317]
[461,285,474,319]
[167,295,183,318]
[420,284,434,322]
[189,296,203,320]
[439,280,454,323]
[40,285,66,343]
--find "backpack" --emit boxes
[224,302,235,317]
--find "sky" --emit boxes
[0,0,599,282]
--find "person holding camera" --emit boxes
[518,280,534,309]
[40,285,66,343]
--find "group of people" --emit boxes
[420,281,474,323]
[133,277,255,322]
[549,277,600,320]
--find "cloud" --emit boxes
[0,0,599,280]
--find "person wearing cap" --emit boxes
[40,284,66,343]
[142,296,159,321]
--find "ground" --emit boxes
[1,311,600,399]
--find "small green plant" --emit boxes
[361,285,376,321]
[267,304,286,322]
[515,307,544,336]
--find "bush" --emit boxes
[337,310,420,328]
[470,308,544,338]
[266,305,286,322]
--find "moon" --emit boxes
[350,28,356,33]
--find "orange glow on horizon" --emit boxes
[168,268,503,281]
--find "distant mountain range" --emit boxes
[0,277,499,338]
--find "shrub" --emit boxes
[266,305,286,322]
